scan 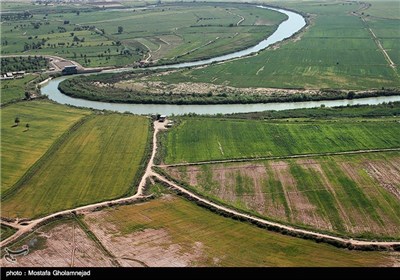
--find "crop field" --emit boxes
[367,17,400,65]
[1,219,115,267]
[0,101,91,193]
[0,74,36,104]
[82,193,399,266]
[0,2,285,67]
[1,225,17,242]
[363,1,400,20]
[1,114,150,219]
[164,152,400,239]
[161,118,400,163]
[155,1,400,89]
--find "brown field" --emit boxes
[1,220,114,267]
[164,152,400,239]
[82,194,399,267]
[3,194,399,267]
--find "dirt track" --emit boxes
[2,120,400,251]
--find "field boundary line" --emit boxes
[0,121,164,248]
[74,215,121,267]
[158,147,400,167]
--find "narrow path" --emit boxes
[158,147,400,168]
[226,10,245,26]
[152,172,400,247]
[138,41,153,63]
[361,17,397,71]
[0,121,166,248]
[351,2,397,74]
[1,120,400,250]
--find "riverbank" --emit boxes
[58,72,400,105]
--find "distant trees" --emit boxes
[118,26,123,34]
[1,56,47,75]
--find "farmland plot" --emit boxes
[1,114,150,219]
[162,118,400,163]
[82,194,399,266]
[1,220,114,267]
[164,152,400,239]
[1,101,91,193]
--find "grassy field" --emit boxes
[154,1,399,89]
[1,225,17,242]
[0,75,36,104]
[364,1,400,20]
[164,152,400,239]
[162,118,400,163]
[1,2,285,67]
[0,101,91,193]
[1,114,150,219]
[83,193,398,266]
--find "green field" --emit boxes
[1,114,150,219]
[365,1,400,20]
[162,118,400,163]
[83,193,397,266]
[154,1,399,89]
[1,101,91,192]
[164,152,400,239]
[1,2,285,67]
[0,225,17,242]
[0,75,36,104]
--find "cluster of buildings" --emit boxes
[1,71,26,80]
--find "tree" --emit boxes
[14,117,20,126]
[76,11,80,16]
[26,123,30,130]
[347,91,355,99]
[118,26,123,34]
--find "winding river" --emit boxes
[41,5,400,115]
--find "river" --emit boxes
[40,5,400,115]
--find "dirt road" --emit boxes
[1,120,400,250]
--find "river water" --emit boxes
[40,5,399,115]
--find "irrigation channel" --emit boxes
[40,5,400,114]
